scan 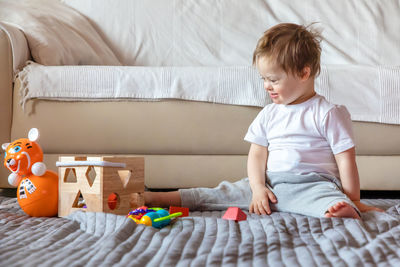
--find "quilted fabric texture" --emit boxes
[0,197,399,266]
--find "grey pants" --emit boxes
[179,172,360,218]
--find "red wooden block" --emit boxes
[108,193,118,210]
[222,207,247,222]
[169,206,189,217]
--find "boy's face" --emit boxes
[257,56,314,105]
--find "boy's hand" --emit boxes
[353,200,384,213]
[249,187,277,215]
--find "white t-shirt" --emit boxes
[244,94,354,178]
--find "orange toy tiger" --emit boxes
[2,128,58,217]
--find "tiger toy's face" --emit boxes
[3,138,43,177]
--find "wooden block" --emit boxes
[169,206,189,217]
[222,207,247,222]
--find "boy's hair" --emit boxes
[253,23,322,77]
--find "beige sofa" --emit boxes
[1,0,400,191]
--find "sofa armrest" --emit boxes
[0,22,30,188]
[0,22,30,74]
[0,26,13,188]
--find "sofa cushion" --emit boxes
[11,79,400,156]
[0,0,121,66]
[40,154,400,190]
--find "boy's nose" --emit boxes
[264,81,272,90]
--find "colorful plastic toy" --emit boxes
[222,207,247,222]
[127,206,182,228]
[2,128,58,217]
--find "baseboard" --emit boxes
[361,190,400,199]
[0,188,17,197]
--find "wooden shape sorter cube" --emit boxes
[57,156,144,217]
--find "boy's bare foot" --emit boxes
[324,201,361,219]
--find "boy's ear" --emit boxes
[300,67,311,81]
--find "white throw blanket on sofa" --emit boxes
[18,62,400,125]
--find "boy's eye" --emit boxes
[260,76,278,83]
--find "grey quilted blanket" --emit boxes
[0,196,399,267]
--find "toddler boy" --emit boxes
[145,23,383,218]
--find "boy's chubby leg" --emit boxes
[266,172,364,218]
[144,178,252,211]
[144,191,181,207]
